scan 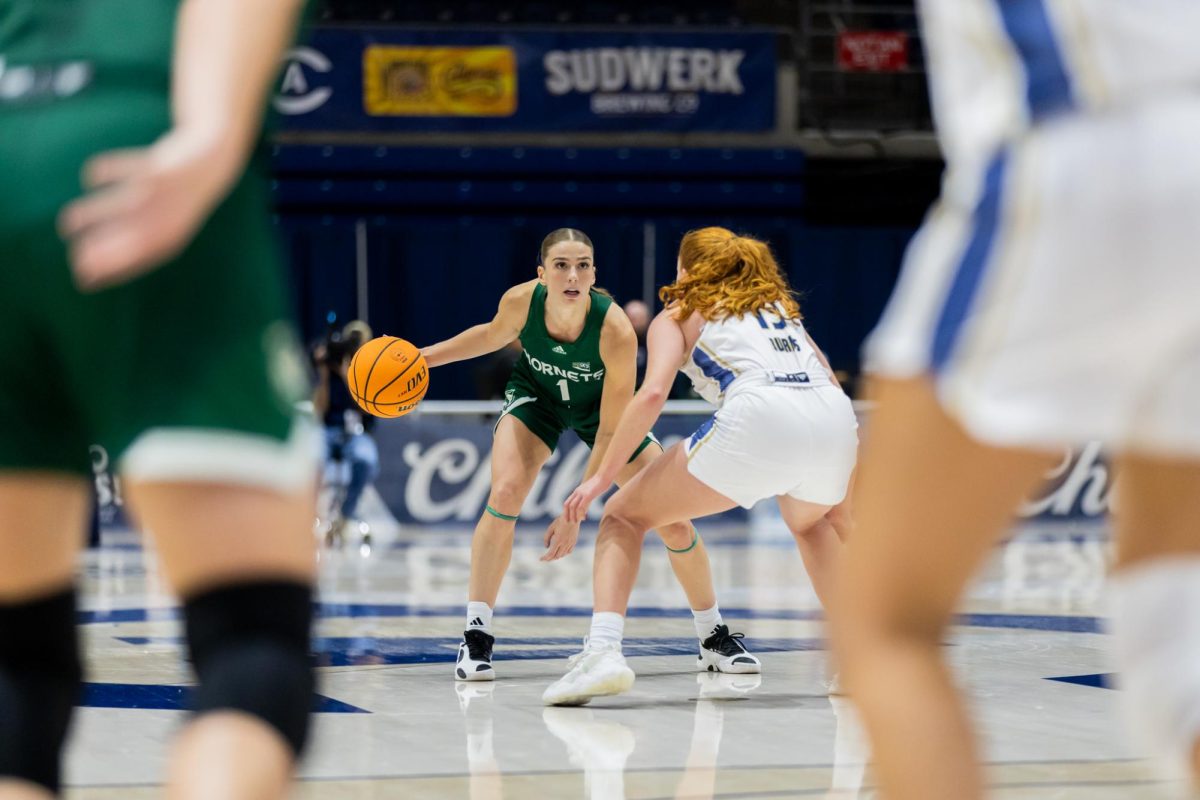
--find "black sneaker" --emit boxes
[455,629,496,682]
[698,624,761,674]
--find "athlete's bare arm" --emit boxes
[563,308,696,523]
[582,306,638,481]
[58,0,308,290]
[421,281,535,368]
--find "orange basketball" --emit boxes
[348,336,429,418]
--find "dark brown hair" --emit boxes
[539,228,594,265]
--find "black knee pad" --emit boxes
[0,587,82,793]
[183,581,314,757]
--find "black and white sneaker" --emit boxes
[455,629,496,682]
[697,624,761,674]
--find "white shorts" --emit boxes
[865,98,1200,457]
[685,385,858,508]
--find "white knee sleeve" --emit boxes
[1109,559,1200,780]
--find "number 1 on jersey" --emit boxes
[556,378,571,402]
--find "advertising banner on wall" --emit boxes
[372,414,722,525]
[274,28,778,133]
[93,417,1114,531]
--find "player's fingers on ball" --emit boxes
[83,148,150,189]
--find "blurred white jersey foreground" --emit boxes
[865,0,1200,455]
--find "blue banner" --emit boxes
[274,28,777,133]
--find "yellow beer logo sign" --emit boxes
[363,46,517,116]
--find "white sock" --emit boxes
[1109,558,1200,781]
[588,612,625,650]
[466,601,493,635]
[693,604,723,640]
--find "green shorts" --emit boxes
[0,85,316,487]
[496,371,659,462]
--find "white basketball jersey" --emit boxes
[680,304,831,407]
[919,0,1200,168]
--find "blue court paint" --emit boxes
[1047,673,1115,690]
[994,0,1076,119]
[79,607,181,624]
[931,151,1008,372]
[957,613,1104,634]
[86,604,1104,634]
[117,636,824,668]
[80,683,369,713]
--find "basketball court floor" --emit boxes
[66,511,1184,799]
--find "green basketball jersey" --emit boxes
[0,0,310,476]
[512,284,611,410]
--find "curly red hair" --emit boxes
[659,227,802,322]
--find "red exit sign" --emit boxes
[837,31,909,72]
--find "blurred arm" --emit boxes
[58,0,307,288]
[171,0,308,188]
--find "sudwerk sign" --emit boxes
[273,28,777,133]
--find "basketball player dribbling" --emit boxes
[0,2,317,798]
[543,227,858,706]
[420,228,761,683]
[830,2,1200,797]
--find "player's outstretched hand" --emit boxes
[563,475,609,524]
[58,127,243,292]
[541,515,580,562]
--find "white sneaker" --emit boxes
[454,629,496,682]
[697,625,762,674]
[542,644,635,706]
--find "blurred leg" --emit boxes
[124,479,316,800]
[339,433,379,519]
[831,377,1052,800]
[0,474,89,800]
[1109,454,1200,780]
